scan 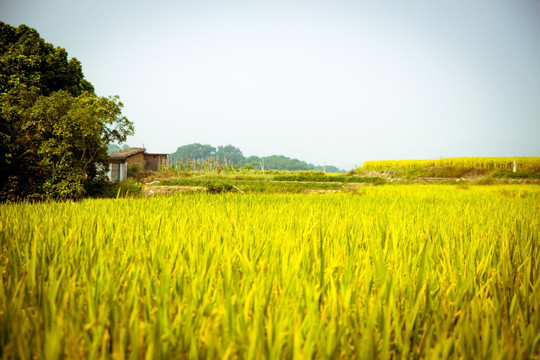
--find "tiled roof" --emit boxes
[109,147,145,160]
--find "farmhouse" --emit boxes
[108,147,168,182]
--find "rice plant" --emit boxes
[362,157,540,172]
[0,185,538,358]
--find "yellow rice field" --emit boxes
[362,157,540,171]
[1,185,539,358]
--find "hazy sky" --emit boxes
[2,0,539,169]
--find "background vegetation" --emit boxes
[169,143,343,172]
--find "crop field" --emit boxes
[362,157,540,172]
[1,185,539,358]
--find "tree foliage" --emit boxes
[170,143,343,172]
[0,22,134,201]
[216,145,244,164]
[169,143,216,162]
[0,23,94,97]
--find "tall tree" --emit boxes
[0,22,134,200]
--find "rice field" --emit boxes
[1,185,539,359]
[362,157,540,171]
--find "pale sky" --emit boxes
[2,0,539,169]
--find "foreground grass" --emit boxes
[1,185,539,358]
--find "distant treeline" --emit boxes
[108,143,343,172]
[107,144,129,154]
[169,143,344,172]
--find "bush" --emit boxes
[206,182,233,194]
[492,171,540,179]
[127,164,141,177]
[373,177,387,185]
[83,179,109,198]
[103,179,143,198]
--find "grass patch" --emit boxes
[159,178,343,193]
[272,174,383,183]
[103,179,143,198]
[492,171,540,179]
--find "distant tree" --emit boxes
[245,155,260,163]
[261,155,312,171]
[108,144,121,154]
[319,165,341,173]
[107,143,129,155]
[245,155,261,168]
[167,143,344,172]
[170,143,216,162]
[216,144,244,164]
[0,22,133,201]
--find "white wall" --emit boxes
[108,162,127,182]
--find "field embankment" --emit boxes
[117,157,540,197]
[354,156,540,183]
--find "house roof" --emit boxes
[109,147,145,160]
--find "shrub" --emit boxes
[206,181,234,194]
[83,179,109,198]
[492,171,540,179]
[103,179,143,198]
[127,164,141,177]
